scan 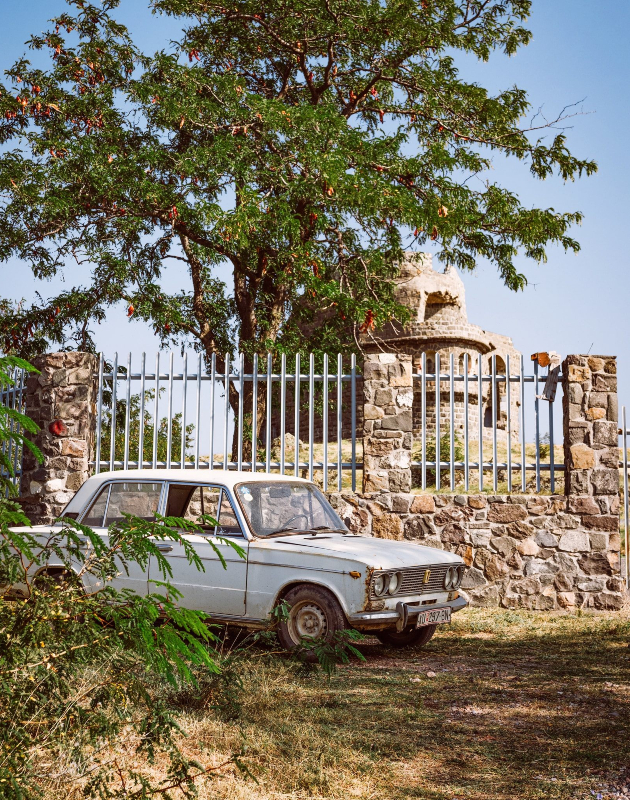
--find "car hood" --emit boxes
[256,533,462,570]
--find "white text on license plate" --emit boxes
[416,606,451,628]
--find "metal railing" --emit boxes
[93,352,359,491]
[0,368,26,494]
[411,353,562,493]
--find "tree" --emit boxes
[0,0,595,434]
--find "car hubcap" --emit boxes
[288,601,327,643]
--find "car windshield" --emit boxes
[235,481,347,538]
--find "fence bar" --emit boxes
[308,353,314,482]
[95,354,104,474]
[180,352,188,469]
[294,354,300,478]
[624,406,629,587]
[123,353,132,470]
[237,353,244,471]
[323,354,329,491]
[351,353,357,492]
[166,353,174,470]
[337,354,343,492]
[223,353,230,470]
[548,380,555,494]
[464,354,469,492]
[435,352,441,491]
[265,353,272,474]
[138,353,146,470]
[534,359,540,492]
[421,352,427,490]
[152,352,160,470]
[478,353,483,491]
[506,354,512,492]
[109,353,118,472]
[251,354,258,472]
[280,353,286,476]
[520,355,526,491]
[209,353,216,470]
[450,353,455,490]
[194,353,201,470]
[491,354,498,491]
[13,369,25,484]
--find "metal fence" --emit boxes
[0,367,26,494]
[94,352,359,491]
[411,353,562,493]
[93,350,563,494]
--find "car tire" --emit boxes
[276,584,347,653]
[376,624,437,649]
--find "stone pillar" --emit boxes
[362,353,413,494]
[20,352,99,525]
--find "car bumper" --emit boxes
[348,592,469,632]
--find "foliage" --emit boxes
[0,356,41,496]
[0,0,595,367]
[100,389,195,467]
[424,425,465,487]
[0,358,249,799]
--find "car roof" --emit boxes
[64,469,314,515]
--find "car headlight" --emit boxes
[444,566,461,590]
[373,573,389,597]
[387,571,402,595]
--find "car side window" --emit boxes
[82,485,110,527]
[165,484,221,531]
[217,491,243,536]
[104,482,163,526]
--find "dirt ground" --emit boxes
[43,607,630,800]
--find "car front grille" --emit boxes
[371,563,451,599]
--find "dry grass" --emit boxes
[41,607,630,800]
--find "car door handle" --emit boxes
[155,544,173,553]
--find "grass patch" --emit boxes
[39,607,630,799]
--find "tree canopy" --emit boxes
[0,0,596,363]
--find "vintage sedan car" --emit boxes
[10,470,468,649]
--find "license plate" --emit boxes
[416,606,451,628]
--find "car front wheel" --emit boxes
[376,624,436,649]
[277,584,346,652]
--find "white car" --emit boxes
[12,470,468,650]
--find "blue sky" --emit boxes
[1,0,629,404]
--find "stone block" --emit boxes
[590,469,618,495]
[504,520,535,540]
[363,471,389,493]
[468,495,487,509]
[554,572,574,592]
[589,533,609,551]
[391,494,412,513]
[61,439,87,457]
[404,516,437,539]
[461,566,486,589]
[363,361,388,381]
[570,443,595,469]
[593,420,618,446]
[592,593,624,611]
[587,392,608,409]
[592,374,616,392]
[364,404,385,420]
[380,410,412,432]
[567,470,591,495]
[578,552,613,576]
[487,504,528,524]
[374,388,394,406]
[527,496,549,515]
[372,513,404,540]
[607,394,618,422]
[410,495,436,514]
[558,531,590,552]
[557,592,576,609]
[395,390,413,408]
[581,515,618,532]
[569,383,583,404]
[517,539,540,556]
[388,469,411,494]
[567,496,600,515]
[380,450,411,469]
[568,364,590,382]
[585,407,606,421]
[490,535,516,558]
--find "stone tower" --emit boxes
[362,252,521,439]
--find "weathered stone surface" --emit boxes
[568,364,591,382]
[372,513,404,540]
[410,495,436,514]
[570,443,595,470]
[557,592,576,608]
[591,469,619,495]
[592,592,624,610]
[578,552,613,576]
[567,496,600,515]
[487,504,528,524]
[558,531,590,552]
[585,407,606,421]
[468,495,487,509]
[516,539,540,556]
[505,520,535,540]
[581,515,618,531]
[403,516,437,540]
[527,497,549,515]
[461,566,486,589]
[593,420,618,446]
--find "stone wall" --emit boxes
[20,352,99,525]
[326,491,624,610]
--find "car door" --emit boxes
[80,480,164,596]
[151,483,248,617]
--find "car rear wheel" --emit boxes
[277,584,346,653]
[376,624,436,649]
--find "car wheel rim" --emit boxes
[288,601,328,644]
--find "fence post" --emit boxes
[20,352,99,525]
[362,353,413,493]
